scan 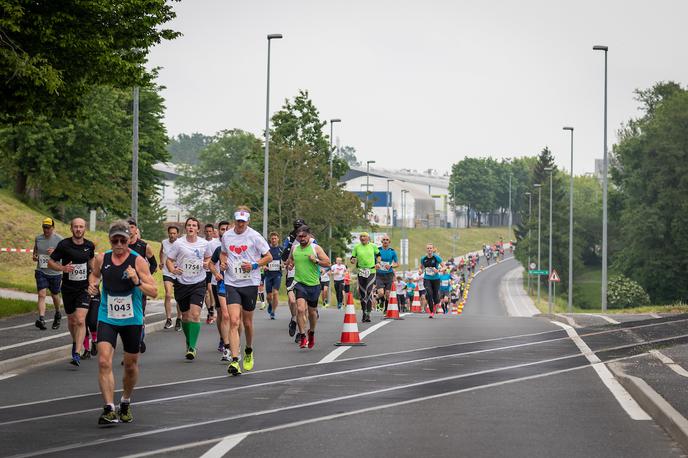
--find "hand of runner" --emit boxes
[241,261,252,272]
[125,265,139,285]
[32,253,38,262]
[63,262,75,273]
[375,262,381,269]
[172,265,183,276]
[214,272,223,282]
[309,254,318,264]
[219,260,227,271]
[47,248,54,255]
[88,283,99,296]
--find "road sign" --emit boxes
[549,269,561,283]
[528,269,549,275]
[529,262,536,270]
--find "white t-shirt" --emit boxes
[331,263,347,281]
[287,265,295,278]
[320,267,330,282]
[205,238,220,272]
[395,280,406,295]
[221,226,270,287]
[161,239,176,278]
[166,236,209,285]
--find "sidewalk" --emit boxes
[499,264,539,317]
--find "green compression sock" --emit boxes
[181,321,191,347]
[187,321,201,350]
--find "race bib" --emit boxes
[441,280,449,287]
[287,267,295,278]
[38,254,50,269]
[107,294,134,320]
[358,268,371,278]
[268,260,281,272]
[380,262,391,271]
[183,258,203,276]
[69,263,88,281]
[424,267,435,276]
[232,264,251,280]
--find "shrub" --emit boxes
[607,275,650,309]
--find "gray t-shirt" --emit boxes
[35,233,63,276]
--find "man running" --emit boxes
[264,232,283,320]
[165,217,210,360]
[203,223,216,324]
[127,219,157,353]
[160,225,181,330]
[207,221,230,353]
[48,218,95,366]
[319,266,330,308]
[375,235,398,313]
[32,217,63,330]
[88,220,157,425]
[350,232,380,322]
[330,257,347,309]
[420,244,443,318]
[288,225,330,349]
[219,207,271,375]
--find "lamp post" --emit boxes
[525,191,532,294]
[262,33,283,238]
[593,44,608,312]
[534,183,542,308]
[563,126,574,313]
[131,86,139,222]
[327,118,341,307]
[544,167,554,315]
[401,189,409,269]
[386,179,394,226]
[508,173,512,235]
[365,160,376,220]
[329,119,341,180]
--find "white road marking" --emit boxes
[0,373,17,381]
[649,350,688,378]
[649,313,662,319]
[551,320,650,420]
[198,432,249,458]
[554,313,580,328]
[580,313,620,325]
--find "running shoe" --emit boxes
[322,302,329,309]
[337,303,342,310]
[98,405,119,425]
[299,334,309,349]
[270,312,275,320]
[52,312,61,330]
[259,302,266,310]
[217,340,224,353]
[221,348,230,362]
[139,340,146,354]
[35,319,47,330]
[117,402,133,423]
[307,330,315,349]
[81,349,91,359]
[428,314,434,319]
[206,315,215,325]
[70,353,80,367]
[185,347,196,360]
[243,349,254,371]
[267,304,273,315]
[174,318,182,332]
[227,360,241,376]
[163,318,173,329]
[295,332,301,344]
[90,342,98,356]
[288,319,296,337]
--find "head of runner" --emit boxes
[269,232,280,247]
[204,223,214,241]
[167,225,179,243]
[109,220,132,257]
[218,221,230,238]
[70,217,86,241]
[41,217,55,237]
[296,225,311,247]
[381,235,390,249]
[426,243,434,257]
[184,217,200,239]
[127,219,140,244]
[233,207,251,234]
[359,232,370,245]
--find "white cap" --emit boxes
[234,211,250,222]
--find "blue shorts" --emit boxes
[294,282,321,308]
[35,270,61,294]
[264,274,282,293]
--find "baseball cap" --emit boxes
[234,210,250,222]
[42,217,55,227]
[108,220,131,239]
[359,231,370,238]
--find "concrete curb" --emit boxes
[535,313,581,328]
[0,318,168,375]
[608,361,688,453]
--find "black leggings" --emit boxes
[334,280,344,305]
[358,274,376,314]
[86,295,100,333]
[424,279,441,313]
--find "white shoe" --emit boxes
[221,348,230,362]
[259,302,266,310]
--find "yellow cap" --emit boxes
[42,217,55,227]
[359,231,369,238]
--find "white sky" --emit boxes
[147,0,688,175]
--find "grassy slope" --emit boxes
[0,297,36,318]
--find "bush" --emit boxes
[607,275,651,309]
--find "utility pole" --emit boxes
[131,86,139,222]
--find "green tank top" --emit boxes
[294,243,321,286]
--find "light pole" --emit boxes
[365,160,376,220]
[544,167,554,315]
[131,86,139,222]
[327,118,341,307]
[534,183,542,308]
[262,33,283,238]
[401,189,409,269]
[386,179,394,226]
[508,173,512,236]
[564,126,574,313]
[593,44,608,312]
[525,191,532,294]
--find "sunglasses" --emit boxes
[382,239,390,241]
[110,237,128,246]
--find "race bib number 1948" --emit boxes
[69,263,88,281]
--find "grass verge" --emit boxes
[0,297,36,318]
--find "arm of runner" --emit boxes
[313,244,331,268]
[32,239,38,262]
[88,254,103,296]
[391,250,399,268]
[165,257,182,276]
[131,255,158,298]
[146,243,158,273]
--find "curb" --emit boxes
[0,318,168,375]
[608,361,688,453]
[535,313,581,328]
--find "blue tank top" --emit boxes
[98,250,144,326]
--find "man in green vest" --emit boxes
[350,232,380,322]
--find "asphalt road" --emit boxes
[0,255,686,457]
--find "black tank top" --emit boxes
[102,251,138,293]
[421,255,440,269]
[128,239,147,258]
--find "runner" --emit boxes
[395,275,407,313]
[203,223,216,324]
[207,221,231,359]
[88,220,157,425]
[330,257,347,309]
[48,218,95,366]
[349,232,380,322]
[420,244,442,318]
[288,225,330,349]
[165,217,210,360]
[127,219,157,353]
[81,291,100,359]
[439,266,452,314]
[285,263,298,340]
[219,207,271,375]
[159,225,181,330]
[375,235,398,313]
[264,232,283,320]
[319,265,330,308]
[417,271,427,310]
[32,217,63,330]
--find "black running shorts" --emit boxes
[97,321,142,354]
[225,285,258,312]
[174,280,206,313]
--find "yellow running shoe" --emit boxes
[243,348,254,371]
[227,360,242,376]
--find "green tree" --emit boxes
[167,133,212,165]
[338,145,359,166]
[449,157,498,227]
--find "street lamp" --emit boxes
[401,189,409,269]
[593,44,608,312]
[508,173,512,236]
[525,191,532,294]
[386,179,394,226]
[329,119,341,180]
[563,126,574,313]
[327,118,341,307]
[544,167,554,315]
[534,184,542,308]
[262,33,283,238]
[365,160,376,215]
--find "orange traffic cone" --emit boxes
[335,292,366,346]
[411,285,422,313]
[384,293,403,320]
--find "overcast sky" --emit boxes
[147,0,688,175]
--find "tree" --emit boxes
[449,157,498,227]
[167,133,212,165]
[338,145,359,166]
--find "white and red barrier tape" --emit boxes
[1,248,106,254]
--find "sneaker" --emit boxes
[206,315,215,325]
[70,353,80,367]
[299,334,309,349]
[217,340,224,353]
[227,360,242,376]
[337,303,342,310]
[81,349,91,359]
[267,304,273,315]
[52,312,61,330]
[259,302,266,310]
[35,319,47,330]
[221,348,230,362]
[243,349,254,371]
[117,402,133,423]
[185,347,196,360]
[307,330,315,349]
[429,314,434,319]
[139,340,146,354]
[90,342,98,356]
[295,332,302,344]
[288,319,296,337]
[174,318,182,332]
[163,318,173,329]
[98,405,119,425]
[270,313,275,320]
